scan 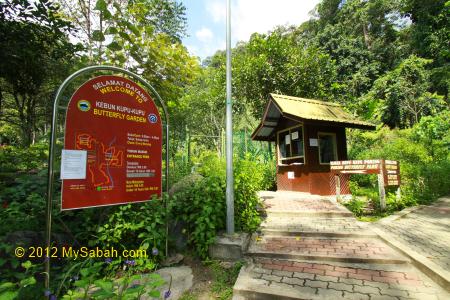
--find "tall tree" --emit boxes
[401,0,449,97]
[361,55,445,128]
[58,0,187,63]
[303,0,407,103]
[0,0,80,146]
[233,27,338,118]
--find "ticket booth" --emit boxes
[251,93,375,195]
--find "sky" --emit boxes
[181,0,321,61]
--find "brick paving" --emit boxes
[259,191,349,214]
[233,193,450,300]
[375,198,450,272]
[252,236,402,260]
[243,258,447,299]
[264,197,346,213]
[262,217,371,234]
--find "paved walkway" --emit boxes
[233,192,450,300]
[375,197,450,272]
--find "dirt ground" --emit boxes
[179,255,241,300]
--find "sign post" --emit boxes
[62,75,162,210]
[377,172,386,210]
[330,159,401,211]
[45,66,169,289]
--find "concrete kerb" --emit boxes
[209,232,250,261]
[233,263,314,300]
[260,229,378,239]
[377,196,450,225]
[376,205,423,224]
[372,227,450,292]
[245,248,409,265]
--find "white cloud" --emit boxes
[206,1,226,23]
[206,0,320,42]
[235,0,319,41]
[195,27,214,43]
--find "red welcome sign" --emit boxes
[61,75,162,210]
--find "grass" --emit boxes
[179,260,243,300]
[344,184,403,222]
[356,215,385,222]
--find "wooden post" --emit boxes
[396,187,401,201]
[335,175,341,202]
[378,163,386,211]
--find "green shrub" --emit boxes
[260,159,277,191]
[0,141,48,172]
[0,170,48,236]
[171,152,265,258]
[171,174,226,258]
[348,120,450,210]
[343,198,366,217]
[234,158,263,232]
[93,199,167,270]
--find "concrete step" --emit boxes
[266,210,353,218]
[233,259,450,300]
[261,229,377,239]
[246,235,409,265]
[260,216,376,238]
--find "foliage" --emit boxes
[1,0,449,296]
[343,197,366,217]
[0,170,47,236]
[360,55,446,128]
[60,260,165,300]
[411,110,450,159]
[259,159,277,192]
[59,0,187,60]
[171,154,226,258]
[401,0,450,96]
[0,260,40,300]
[234,157,263,232]
[179,260,243,300]
[209,260,243,300]
[0,141,48,172]
[171,153,265,258]
[233,28,338,118]
[0,0,80,146]
[93,200,167,268]
[348,114,450,213]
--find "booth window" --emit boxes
[318,132,337,164]
[278,126,304,165]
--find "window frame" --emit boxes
[277,125,305,166]
[318,132,338,165]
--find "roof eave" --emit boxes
[282,112,376,130]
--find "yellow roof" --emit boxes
[251,93,375,141]
[270,93,374,127]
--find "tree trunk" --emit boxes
[362,23,371,49]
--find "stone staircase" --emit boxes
[233,192,449,300]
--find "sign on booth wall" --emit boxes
[61,75,162,210]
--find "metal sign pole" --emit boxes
[45,65,170,290]
[225,0,235,234]
[378,160,386,211]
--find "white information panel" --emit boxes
[291,131,299,140]
[285,135,291,145]
[287,171,295,179]
[309,138,318,147]
[60,150,87,180]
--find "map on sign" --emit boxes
[75,133,124,190]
